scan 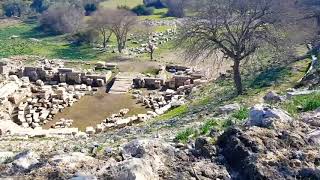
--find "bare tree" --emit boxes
[296,0,320,49]
[178,0,288,94]
[147,41,157,60]
[88,9,113,48]
[107,9,137,53]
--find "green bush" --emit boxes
[200,119,219,135]
[132,4,154,16]
[175,128,197,143]
[232,107,249,121]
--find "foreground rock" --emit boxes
[218,119,320,179]
[103,139,230,180]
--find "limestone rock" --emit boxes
[11,151,39,170]
[86,127,95,134]
[247,104,292,128]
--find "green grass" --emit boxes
[100,0,143,9]
[0,23,107,60]
[175,118,238,143]
[175,127,198,143]
[232,107,249,121]
[282,93,320,115]
[0,20,176,61]
[157,105,188,120]
[199,119,219,135]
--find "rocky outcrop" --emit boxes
[218,119,320,179]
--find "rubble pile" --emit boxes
[133,65,207,90]
[0,58,112,87]
[15,81,92,129]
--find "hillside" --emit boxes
[1,0,320,179]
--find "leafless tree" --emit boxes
[88,9,113,48]
[178,0,291,94]
[107,9,137,53]
[147,41,157,60]
[296,0,320,48]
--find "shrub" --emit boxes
[145,0,167,9]
[132,5,154,16]
[3,2,23,17]
[232,107,249,121]
[30,0,48,13]
[84,3,97,16]
[69,30,98,46]
[175,128,197,143]
[200,119,219,135]
[39,3,84,34]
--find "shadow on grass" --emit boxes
[20,26,57,39]
[51,44,98,60]
[248,66,290,89]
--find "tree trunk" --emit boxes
[103,35,106,48]
[233,59,243,95]
[118,44,122,53]
[150,50,153,60]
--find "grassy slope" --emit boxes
[0,23,111,60]
[0,21,174,61]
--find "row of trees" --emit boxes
[39,3,138,53]
[178,0,319,94]
[0,0,99,18]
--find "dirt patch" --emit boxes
[0,18,22,28]
[43,89,147,131]
[110,59,161,73]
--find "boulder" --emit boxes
[11,151,39,170]
[308,130,320,146]
[86,127,95,134]
[35,80,44,87]
[105,158,158,180]
[105,139,175,180]
[247,104,292,128]
[263,91,285,102]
